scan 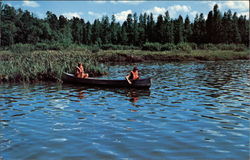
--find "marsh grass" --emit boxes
[95,49,249,62]
[0,50,107,82]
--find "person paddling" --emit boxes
[75,63,89,78]
[125,66,140,84]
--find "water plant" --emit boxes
[0,50,107,82]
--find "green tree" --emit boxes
[212,4,222,43]
[164,11,174,43]
[110,15,119,44]
[183,15,192,42]
[238,15,248,45]
[91,19,102,45]
[138,13,146,46]
[206,11,213,43]
[119,22,128,45]
[155,14,165,43]
[1,4,17,46]
[71,17,83,44]
[85,21,92,45]
[125,14,133,45]
[133,13,139,45]
[232,12,241,43]
[174,15,184,44]
[146,13,155,42]
[100,16,111,44]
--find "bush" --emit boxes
[35,43,49,50]
[121,45,139,50]
[188,43,198,50]
[176,43,192,53]
[160,43,175,51]
[199,43,217,50]
[234,44,246,52]
[101,44,116,50]
[142,43,161,51]
[216,44,236,50]
[90,45,100,53]
[47,42,65,50]
[9,43,35,54]
[100,44,139,50]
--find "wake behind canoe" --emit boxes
[62,72,151,88]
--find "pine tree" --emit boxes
[232,12,241,43]
[71,17,83,44]
[164,11,174,43]
[133,13,139,45]
[183,15,192,42]
[174,15,184,44]
[91,19,102,45]
[206,11,213,43]
[155,14,165,43]
[100,16,111,44]
[212,4,222,43]
[125,14,133,45]
[147,13,155,42]
[138,13,146,46]
[110,15,118,44]
[85,21,92,45]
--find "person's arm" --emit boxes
[125,72,132,84]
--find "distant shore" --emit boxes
[0,48,249,83]
[96,49,249,62]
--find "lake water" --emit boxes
[1,60,249,160]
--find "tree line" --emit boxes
[1,3,249,47]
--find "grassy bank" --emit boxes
[0,48,249,83]
[0,50,107,83]
[95,49,249,62]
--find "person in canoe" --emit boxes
[125,66,140,84]
[75,63,89,78]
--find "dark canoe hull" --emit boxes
[62,73,151,88]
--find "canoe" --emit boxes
[62,72,151,88]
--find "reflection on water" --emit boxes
[64,85,150,104]
[0,60,249,160]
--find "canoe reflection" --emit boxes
[111,88,150,103]
[77,91,85,99]
[63,84,150,103]
[127,89,140,103]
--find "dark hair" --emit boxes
[133,66,138,71]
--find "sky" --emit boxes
[4,1,249,22]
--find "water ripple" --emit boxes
[0,60,249,159]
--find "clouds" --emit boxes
[94,0,144,5]
[144,6,166,16]
[111,1,144,5]
[88,11,106,19]
[203,1,249,18]
[22,0,39,8]
[62,12,83,19]
[114,10,133,22]
[167,5,192,17]
[202,1,249,11]
[222,1,249,18]
[143,5,198,19]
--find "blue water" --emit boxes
[0,60,249,159]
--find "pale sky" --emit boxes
[4,1,249,22]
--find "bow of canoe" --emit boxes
[62,72,151,88]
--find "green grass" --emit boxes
[0,50,107,82]
[94,49,249,62]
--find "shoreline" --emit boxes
[0,49,249,83]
